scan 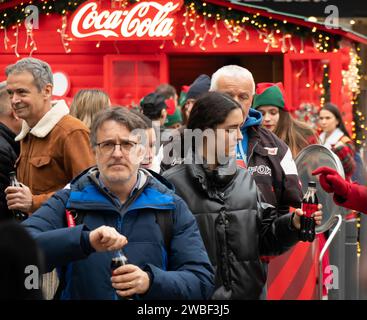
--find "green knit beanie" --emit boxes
[252,83,285,110]
[165,107,183,127]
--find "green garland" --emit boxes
[185,0,341,51]
[0,0,88,28]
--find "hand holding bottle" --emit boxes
[111,260,151,298]
[292,204,323,230]
[5,172,30,220]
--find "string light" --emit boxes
[212,19,220,48]
[25,20,37,56]
[0,0,347,57]
[57,15,72,53]
[159,40,166,49]
[3,27,10,50]
[11,25,20,57]
[199,17,212,51]
[189,14,200,47]
[181,7,190,45]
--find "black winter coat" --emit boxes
[163,163,299,299]
[0,122,20,221]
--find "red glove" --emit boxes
[312,166,349,196]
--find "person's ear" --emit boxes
[161,108,167,121]
[43,83,53,100]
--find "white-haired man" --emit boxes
[210,65,302,214]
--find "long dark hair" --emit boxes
[320,103,352,139]
[187,92,242,130]
[274,109,319,157]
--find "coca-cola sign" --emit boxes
[70,0,183,41]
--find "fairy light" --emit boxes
[11,25,20,57]
[263,30,277,52]
[3,27,10,50]
[189,14,200,47]
[181,7,190,45]
[159,39,166,49]
[242,25,249,41]
[57,15,72,53]
[257,29,267,40]
[199,17,212,51]
[212,19,220,48]
[25,20,37,56]
[224,20,242,44]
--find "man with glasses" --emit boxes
[23,107,214,300]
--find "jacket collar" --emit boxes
[188,157,235,202]
[241,108,263,130]
[15,100,69,141]
[67,167,176,212]
[319,128,344,149]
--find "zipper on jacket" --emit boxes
[247,141,259,167]
[117,214,123,235]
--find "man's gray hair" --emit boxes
[90,107,149,147]
[0,81,11,115]
[210,65,255,95]
[5,58,53,92]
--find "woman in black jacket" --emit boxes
[163,92,322,299]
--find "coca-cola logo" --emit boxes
[70,0,183,41]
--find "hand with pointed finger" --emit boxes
[89,226,128,252]
[5,184,33,213]
[111,264,150,297]
[292,204,323,229]
[312,166,349,196]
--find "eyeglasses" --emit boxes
[96,140,138,155]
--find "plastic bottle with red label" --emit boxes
[299,181,318,242]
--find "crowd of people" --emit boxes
[0,56,365,300]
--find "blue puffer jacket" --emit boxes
[23,168,215,300]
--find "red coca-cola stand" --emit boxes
[0,0,366,299]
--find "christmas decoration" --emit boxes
[25,20,37,56]
[57,15,72,53]
[0,0,364,147]
[294,102,320,129]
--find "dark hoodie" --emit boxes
[0,122,20,222]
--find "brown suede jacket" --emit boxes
[15,100,95,212]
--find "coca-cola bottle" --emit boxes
[111,250,132,300]
[299,181,318,242]
[111,250,129,271]
[9,171,28,222]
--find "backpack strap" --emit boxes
[53,209,87,300]
[155,210,174,255]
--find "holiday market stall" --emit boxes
[0,0,366,299]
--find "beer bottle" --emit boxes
[299,181,318,242]
[111,250,132,300]
[9,171,28,222]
